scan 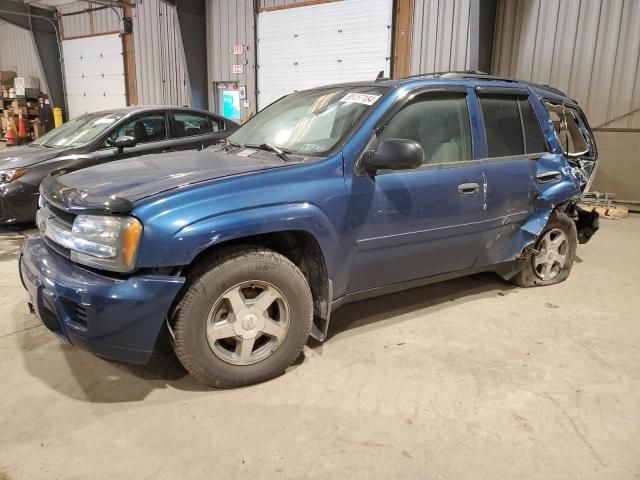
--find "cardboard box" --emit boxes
[14,77,40,97]
[32,119,44,139]
[1,70,17,89]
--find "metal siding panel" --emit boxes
[208,0,257,118]
[91,5,121,34]
[565,0,601,111]
[134,0,191,107]
[493,0,640,128]
[586,0,624,127]
[434,0,454,71]
[410,0,474,74]
[59,2,91,38]
[532,0,559,85]
[548,0,579,93]
[0,21,49,95]
[410,0,425,74]
[451,0,470,70]
[608,0,640,128]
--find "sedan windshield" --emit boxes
[228,86,389,155]
[32,112,125,148]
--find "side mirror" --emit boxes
[114,135,137,152]
[363,139,424,175]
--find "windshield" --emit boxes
[32,112,125,148]
[228,86,389,155]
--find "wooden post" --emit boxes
[392,0,414,79]
[122,3,138,106]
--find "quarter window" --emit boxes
[172,113,223,138]
[378,93,473,165]
[479,94,548,157]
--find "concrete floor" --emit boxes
[0,217,639,480]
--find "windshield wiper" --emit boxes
[245,143,293,162]
[225,138,241,149]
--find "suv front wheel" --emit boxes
[172,246,313,388]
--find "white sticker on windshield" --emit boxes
[339,93,381,106]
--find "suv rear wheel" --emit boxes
[510,211,578,287]
[172,246,313,388]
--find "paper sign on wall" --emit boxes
[232,64,244,74]
[233,44,245,55]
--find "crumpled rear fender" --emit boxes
[480,154,585,275]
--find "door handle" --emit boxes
[536,171,562,183]
[458,182,480,195]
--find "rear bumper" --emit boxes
[19,236,185,364]
[0,181,39,224]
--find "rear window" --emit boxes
[479,94,548,157]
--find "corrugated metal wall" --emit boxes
[493,0,640,202]
[134,0,192,106]
[58,2,121,39]
[410,0,473,75]
[492,0,640,129]
[259,0,320,9]
[0,21,49,95]
[206,0,256,118]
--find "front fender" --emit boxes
[135,202,339,271]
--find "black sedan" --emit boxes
[0,106,238,224]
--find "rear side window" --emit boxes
[519,98,548,154]
[479,94,548,157]
[172,112,224,138]
[379,92,473,165]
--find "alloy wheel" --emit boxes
[206,280,291,365]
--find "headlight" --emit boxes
[0,168,30,184]
[70,215,143,272]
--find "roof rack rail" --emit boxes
[403,70,518,82]
[402,70,568,97]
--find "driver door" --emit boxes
[94,112,175,161]
[346,89,486,293]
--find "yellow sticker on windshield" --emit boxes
[339,93,381,106]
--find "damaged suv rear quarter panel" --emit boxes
[490,89,586,266]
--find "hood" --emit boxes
[0,145,61,169]
[44,148,290,213]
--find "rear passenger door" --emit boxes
[169,111,228,151]
[471,87,551,265]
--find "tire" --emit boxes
[172,246,313,388]
[510,210,578,288]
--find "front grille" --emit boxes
[47,202,76,228]
[37,201,75,259]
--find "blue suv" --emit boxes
[20,72,599,387]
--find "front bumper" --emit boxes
[0,181,39,224]
[19,236,185,364]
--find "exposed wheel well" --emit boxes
[183,230,331,341]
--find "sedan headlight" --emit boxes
[0,168,30,184]
[70,215,143,272]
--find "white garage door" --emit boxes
[62,34,127,119]
[257,0,392,110]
